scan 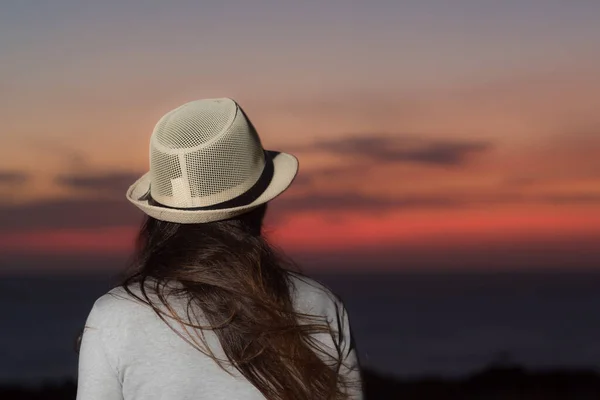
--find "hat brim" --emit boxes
[126,151,298,223]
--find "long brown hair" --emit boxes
[120,203,350,400]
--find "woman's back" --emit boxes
[77,272,361,400]
[75,98,363,399]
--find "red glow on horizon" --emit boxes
[2,208,599,257]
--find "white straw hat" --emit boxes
[126,98,298,223]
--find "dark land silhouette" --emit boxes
[3,364,600,399]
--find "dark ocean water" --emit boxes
[2,270,600,384]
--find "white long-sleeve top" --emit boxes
[76,272,363,399]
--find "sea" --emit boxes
[2,270,600,385]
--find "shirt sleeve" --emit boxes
[76,300,124,400]
[336,300,364,399]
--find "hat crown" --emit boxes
[149,98,266,209]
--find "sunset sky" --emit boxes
[1,0,599,273]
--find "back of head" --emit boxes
[121,99,350,400]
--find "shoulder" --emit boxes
[287,271,346,319]
[288,271,338,299]
[84,285,152,330]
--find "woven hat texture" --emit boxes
[126,98,298,223]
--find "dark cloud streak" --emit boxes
[299,135,493,166]
[271,192,463,214]
[55,172,142,197]
[0,171,30,186]
[536,193,600,205]
[0,198,143,231]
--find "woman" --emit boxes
[76,98,363,399]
